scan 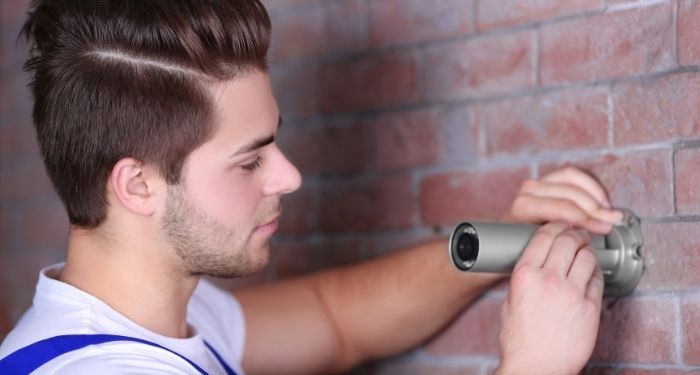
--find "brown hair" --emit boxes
[20,0,271,227]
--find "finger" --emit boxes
[518,221,571,269]
[567,247,599,293]
[510,194,617,234]
[542,167,612,209]
[521,181,624,225]
[543,230,590,276]
[586,266,605,303]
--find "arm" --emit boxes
[234,167,620,374]
[234,239,501,374]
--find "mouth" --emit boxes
[254,213,281,236]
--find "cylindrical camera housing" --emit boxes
[448,209,645,296]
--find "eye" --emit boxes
[241,157,262,171]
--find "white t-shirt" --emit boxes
[0,264,247,374]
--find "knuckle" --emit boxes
[576,247,597,265]
[562,166,581,177]
[520,179,538,192]
[554,231,585,250]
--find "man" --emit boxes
[0,0,623,374]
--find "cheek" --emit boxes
[189,171,263,225]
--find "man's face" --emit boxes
[161,70,301,278]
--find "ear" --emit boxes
[109,158,161,217]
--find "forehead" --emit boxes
[209,70,278,140]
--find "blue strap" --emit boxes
[0,334,237,375]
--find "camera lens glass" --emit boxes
[451,224,479,270]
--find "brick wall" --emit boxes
[1,0,700,374]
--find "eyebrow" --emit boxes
[230,116,283,157]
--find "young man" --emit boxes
[0,0,623,374]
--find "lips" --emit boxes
[254,213,281,235]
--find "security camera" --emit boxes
[448,209,644,297]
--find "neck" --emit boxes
[60,226,198,338]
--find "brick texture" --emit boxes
[279,122,370,176]
[683,294,700,365]
[540,3,675,85]
[479,87,609,156]
[592,296,677,363]
[370,0,474,47]
[423,30,536,100]
[371,109,442,171]
[542,150,675,218]
[420,167,530,226]
[679,0,700,66]
[637,222,700,291]
[424,295,502,356]
[319,174,415,233]
[320,51,419,114]
[4,0,700,372]
[612,73,700,147]
[477,0,604,31]
[675,148,700,216]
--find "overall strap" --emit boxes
[0,334,236,375]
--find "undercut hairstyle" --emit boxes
[20,0,271,227]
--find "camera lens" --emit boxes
[450,223,479,271]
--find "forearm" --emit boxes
[313,238,502,370]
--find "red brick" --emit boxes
[370,0,474,47]
[636,222,700,291]
[268,6,325,63]
[278,187,314,236]
[581,368,616,375]
[423,30,535,100]
[479,87,609,156]
[0,296,12,338]
[320,51,419,114]
[0,157,55,201]
[477,0,604,31]
[366,231,438,258]
[684,294,700,365]
[278,122,369,175]
[1,22,30,72]
[675,148,700,216]
[270,65,318,120]
[325,0,369,55]
[0,123,39,157]
[679,0,700,66]
[613,73,700,146]
[372,109,441,171]
[420,167,530,226]
[0,0,31,24]
[620,370,699,375]
[262,0,320,12]
[540,3,675,85]
[208,271,270,291]
[0,71,32,121]
[424,295,502,356]
[319,174,415,233]
[270,242,322,279]
[592,296,676,363]
[436,105,480,164]
[374,360,481,375]
[21,202,69,248]
[542,150,674,218]
[314,237,369,269]
[271,237,368,278]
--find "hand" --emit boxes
[503,167,623,234]
[497,222,603,375]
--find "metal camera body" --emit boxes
[448,209,645,297]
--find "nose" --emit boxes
[262,145,302,196]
